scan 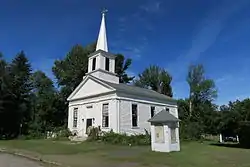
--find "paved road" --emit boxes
[0,153,44,167]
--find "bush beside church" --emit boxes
[87,127,151,146]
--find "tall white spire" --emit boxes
[96,9,108,52]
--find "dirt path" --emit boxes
[0,153,44,167]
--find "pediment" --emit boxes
[67,76,115,101]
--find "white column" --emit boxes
[164,125,170,152]
[175,126,180,151]
[219,134,223,143]
[150,125,155,151]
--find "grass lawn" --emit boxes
[0,139,249,167]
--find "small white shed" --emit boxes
[148,110,180,153]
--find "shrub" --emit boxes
[18,132,45,140]
[180,121,203,141]
[85,128,151,145]
[54,127,72,138]
[87,126,100,141]
[99,129,151,146]
[46,127,72,141]
[22,122,46,139]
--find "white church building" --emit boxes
[67,11,179,142]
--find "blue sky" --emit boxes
[0,0,250,105]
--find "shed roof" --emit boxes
[148,110,180,123]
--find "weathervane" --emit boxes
[101,8,108,15]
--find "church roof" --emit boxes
[100,78,176,103]
[148,109,180,123]
[67,75,177,103]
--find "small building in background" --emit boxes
[148,110,180,153]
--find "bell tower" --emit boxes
[86,9,119,84]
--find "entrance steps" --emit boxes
[69,135,87,142]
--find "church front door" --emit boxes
[86,119,92,134]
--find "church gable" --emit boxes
[67,76,115,101]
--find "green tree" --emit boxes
[179,64,218,139]
[235,99,250,121]
[53,44,95,92]
[0,53,7,111]
[177,99,189,121]
[218,99,250,135]
[186,64,217,118]
[134,65,173,97]
[199,102,219,135]
[115,54,134,83]
[30,71,66,134]
[31,71,55,95]
[0,54,14,137]
[5,51,32,137]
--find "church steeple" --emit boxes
[86,9,119,84]
[96,9,108,52]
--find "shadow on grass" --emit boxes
[210,142,250,149]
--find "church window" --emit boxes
[132,104,138,127]
[105,57,110,71]
[151,106,155,118]
[102,103,109,127]
[73,108,78,128]
[92,57,96,71]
